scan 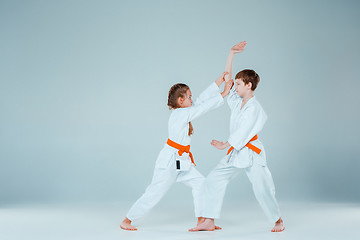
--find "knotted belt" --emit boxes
[227,134,261,155]
[167,138,196,166]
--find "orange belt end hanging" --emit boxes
[167,138,196,166]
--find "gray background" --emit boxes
[1,0,359,207]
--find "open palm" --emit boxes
[231,41,247,53]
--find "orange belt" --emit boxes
[167,138,196,166]
[227,135,261,155]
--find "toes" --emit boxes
[120,225,138,231]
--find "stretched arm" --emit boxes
[224,41,247,81]
[185,73,234,122]
[194,72,231,106]
[224,53,234,82]
[186,73,227,122]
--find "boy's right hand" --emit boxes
[231,41,247,54]
[211,140,227,150]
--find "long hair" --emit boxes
[167,83,194,136]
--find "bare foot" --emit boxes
[197,217,205,225]
[197,217,222,230]
[120,217,138,231]
[189,218,215,231]
[271,217,285,232]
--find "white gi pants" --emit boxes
[202,161,281,223]
[126,166,205,221]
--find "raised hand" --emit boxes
[231,41,247,54]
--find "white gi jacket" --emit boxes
[155,82,224,168]
[223,86,268,168]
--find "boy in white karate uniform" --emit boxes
[121,73,233,231]
[190,41,285,232]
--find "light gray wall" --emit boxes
[1,0,359,205]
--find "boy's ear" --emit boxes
[246,82,252,90]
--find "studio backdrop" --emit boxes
[0,0,359,206]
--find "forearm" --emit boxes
[215,77,223,87]
[225,51,235,80]
[215,72,228,87]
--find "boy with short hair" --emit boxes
[189,41,285,232]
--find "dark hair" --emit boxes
[235,69,260,91]
[167,83,194,136]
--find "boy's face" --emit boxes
[235,78,252,97]
[178,89,193,108]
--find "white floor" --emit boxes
[0,201,359,240]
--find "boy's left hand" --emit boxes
[211,140,227,150]
[231,41,247,54]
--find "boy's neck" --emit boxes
[242,91,254,102]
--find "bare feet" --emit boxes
[214,224,222,230]
[189,218,216,231]
[197,217,222,230]
[271,217,285,232]
[120,217,137,231]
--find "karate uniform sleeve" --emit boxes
[193,82,222,105]
[227,106,267,150]
[186,83,224,122]
[227,85,241,110]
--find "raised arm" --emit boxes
[224,41,247,81]
[225,41,247,109]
